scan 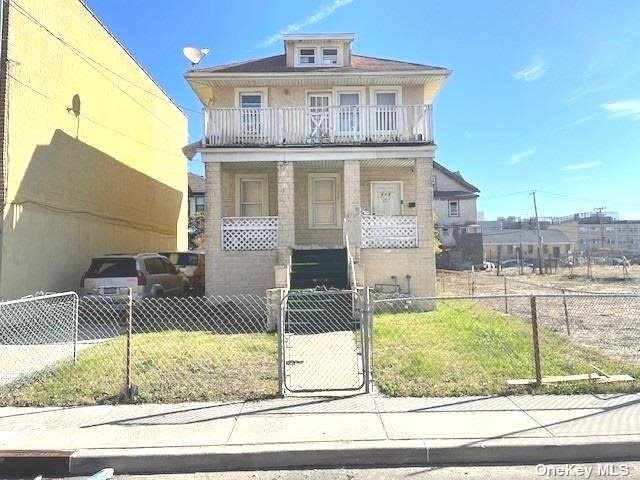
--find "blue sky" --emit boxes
[86,0,640,220]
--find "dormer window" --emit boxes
[299,48,316,65]
[322,48,338,65]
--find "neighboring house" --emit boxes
[185,33,450,296]
[481,222,574,264]
[0,1,188,298]
[188,172,206,217]
[432,162,481,269]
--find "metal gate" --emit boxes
[279,289,369,393]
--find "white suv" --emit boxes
[80,253,188,298]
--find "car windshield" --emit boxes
[161,253,198,266]
[86,258,136,278]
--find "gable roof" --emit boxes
[433,161,480,193]
[190,54,449,75]
[188,172,205,194]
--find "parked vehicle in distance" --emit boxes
[80,253,188,298]
[159,251,205,295]
[609,257,630,266]
[501,259,534,269]
[476,261,495,271]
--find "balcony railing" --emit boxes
[361,215,418,249]
[203,104,433,147]
[221,216,278,251]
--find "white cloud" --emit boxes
[563,175,592,182]
[257,0,355,48]
[601,100,640,120]
[512,56,547,82]
[560,161,602,171]
[507,149,535,165]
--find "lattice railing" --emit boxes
[222,216,278,251]
[361,215,417,249]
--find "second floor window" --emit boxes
[338,92,360,132]
[322,48,338,65]
[448,200,459,217]
[240,93,263,135]
[375,91,398,131]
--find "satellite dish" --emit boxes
[183,47,210,66]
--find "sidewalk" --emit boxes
[1,393,639,475]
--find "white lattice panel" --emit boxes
[222,217,278,251]
[361,215,417,249]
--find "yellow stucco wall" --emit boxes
[0,1,188,298]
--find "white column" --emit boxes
[343,160,361,247]
[277,161,295,264]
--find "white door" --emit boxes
[371,182,402,216]
[308,93,330,139]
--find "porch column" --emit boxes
[415,157,437,295]
[343,160,361,247]
[277,161,295,264]
[204,162,223,295]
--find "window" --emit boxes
[309,174,340,228]
[432,175,437,192]
[144,258,165,275]
[238,92,264,135]
[195,195,205,212]
[566,245,571,253]
[322,48,338,65]
[448,200,459,217]
[236,174,268,217]
[299,48,316,65]
[497,245,502,254]
[507,245,514,254]
[528,245,534,254]
[338,92,360,132]
[543,245,549,254]
[442,228,450,235]
[374,91,398,131]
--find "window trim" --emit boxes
[235,174,269,217]
[234,88,268,108]
[370,181,403,216]
[448,200,460,217]
[334,86,365,134]
[308,173,341,229]
[369,86,403,106]
[194,195,205,212]
[297,47,317,66]
[321,47,339,65]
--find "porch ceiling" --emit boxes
[361,158,414,168]
[224,159,416,169]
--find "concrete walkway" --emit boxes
[1,393,639,475]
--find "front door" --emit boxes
[307,93,331,140]
[371,182,402,216]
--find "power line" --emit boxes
[538,190,640,208]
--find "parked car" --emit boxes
[80,253,188,298]
[501,259,534,269]
[476,261,495,271]
[159,251,205,295]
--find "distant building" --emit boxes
[432,162,481,269]
[188,173,205,217]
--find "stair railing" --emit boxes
[343,222,359,291]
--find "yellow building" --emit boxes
[0,1,188,299]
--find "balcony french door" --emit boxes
[308,93,331,140]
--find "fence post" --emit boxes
[125,288,133,400]
[362,287,372,394]
[562,289,570,336]
[73,293,79,363]
[530,296,542,386]
[503,277,508,313]
[277,290,286,396]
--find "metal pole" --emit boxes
[278,290,286,396]
[530,296,542,385]
[531,190,544,274]
[126,288,133,399]
[562,289,570,336]
[504,277,508,313]
[73,293,79,363]
[362,287,372,394]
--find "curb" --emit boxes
[0,450,73,476]
[65,439,640,475]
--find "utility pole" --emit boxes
[531,190,544,274]
[595,206,607,254]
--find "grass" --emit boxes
[1,331,278,406]
[373,301,640,397]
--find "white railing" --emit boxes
[203,104,433,147]
[361,215,418,249]
[221,216,278,251]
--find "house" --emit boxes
[0,0,188,298]
[481,221,574,264]
[432,162,481,269]
[188,172,206,217]
[185,33,450,296]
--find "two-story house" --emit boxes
[185,33,450,296]
[188,172,206,217]
[432,162,482,269]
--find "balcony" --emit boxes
[203,104,433,147]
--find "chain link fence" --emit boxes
[0,292,277,406]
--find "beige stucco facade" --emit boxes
[0,1,188,298]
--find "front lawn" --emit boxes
[373,301,640,396]
[1,331,278,406]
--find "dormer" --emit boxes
[284,33,354,68]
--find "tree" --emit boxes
[188,211,205,250]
